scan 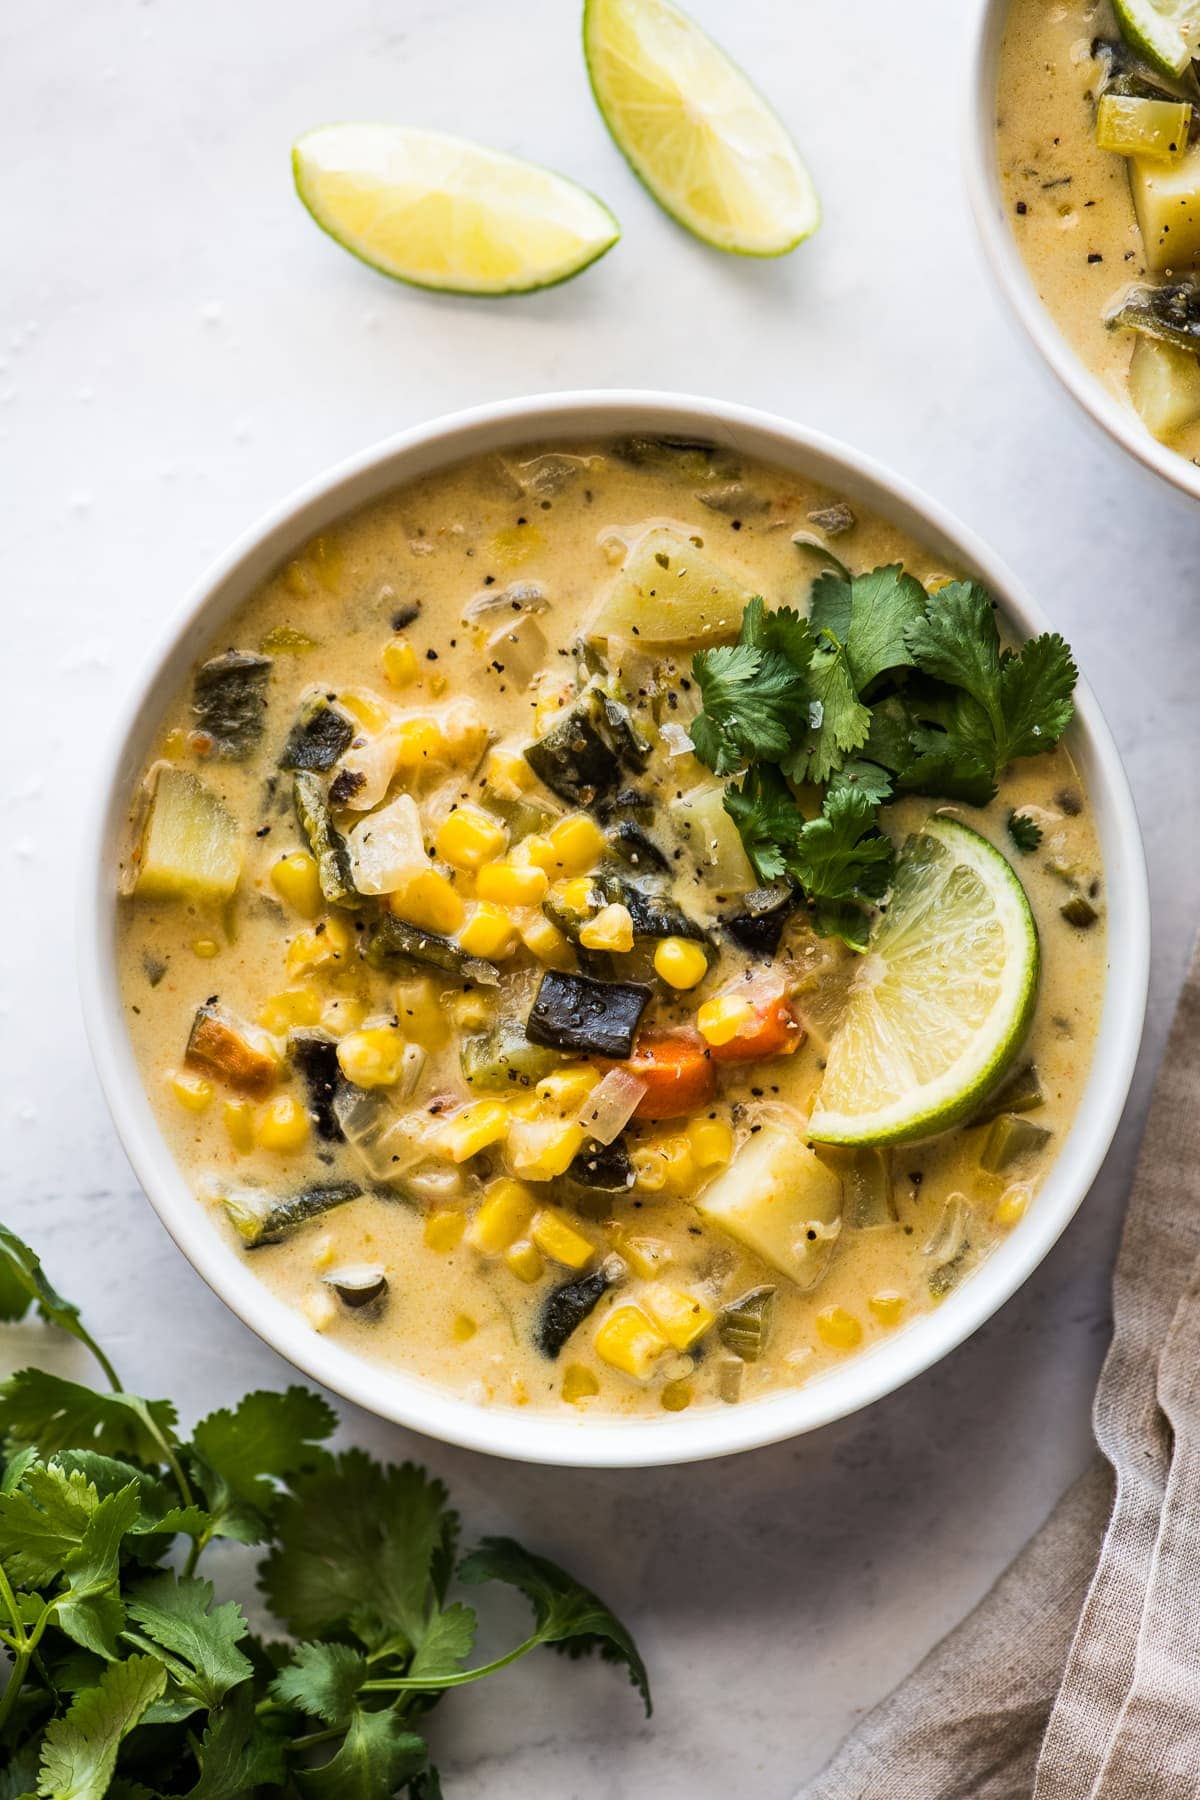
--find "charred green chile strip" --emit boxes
[1108,283,1200,352]
[606,819,672,874]
[289,1031,344,1141]
[1061,894,1101,929]
[969,1060,1044,1127]
[193,651,272,759]
[594,871,712,948]
[599,694,652,767]
[610,435,718,472]
[536,1268,611,1358]
[224,1180,361,1248]
[524,692,619,806]
[718,1287,776,1362]
[526,970,651,1059]
[1091,36,1190,103]
[279,697,355,771]
[293,772,357,907]
[565,1137,635,1193]
[979,1114,1052,1175]
[461,1020,561,1090]
[723,884,796,955]
[364,913,500,985]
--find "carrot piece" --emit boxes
[710,997,805,1065]
[625,1033,717,1120]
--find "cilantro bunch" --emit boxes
[0,1225,648,1799]
[689,567,1077,947]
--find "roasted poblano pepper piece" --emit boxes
[1108,282,1200,352]
[979,1114,1052,1174]
[279,697,355,771]
[524,687,649,807]
[594,870,712,948]
[925,1196,970,1299]
[193,651,272,759]
[723,884,796,955]
[536,1267,611,1358]
[969,1061,1044,1127]
[605,818,671,874]
[289,1030,344,1141]
[718,1286,777,1362]
[223,1180,362,1248]
[526,969,651,1058]
[461,1019,561,1090]
[1060,893,1101,929]
[364,913,499,984]
[844,1149,895,1228]
[293,772,357,907]
[564,1137,635,1193]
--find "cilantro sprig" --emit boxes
[0,1226,648,1798]
[688,565,1077,945]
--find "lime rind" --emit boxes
[582,0,820,257]
[807,817,1040,1148]
[293,125,620,297]
[1114,0,1200,78]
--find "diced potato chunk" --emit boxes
[589,528,750,643]
[1130,145,1200,271]
[1128,333,1200,438]
[133,767,242,905]
[669,782,756,891]
[1097,95,1191,164]
[185,1005,279,1097]
[695,1123,843,1288]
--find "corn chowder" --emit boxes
[118,436,1105,1420]
[998,0,1200,455]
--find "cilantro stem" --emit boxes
[82,1329,122,1395]
[362,1633,544,1693]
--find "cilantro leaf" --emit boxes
[407,1601,476,1684]
[810,563,926,693]
[56,1483,142,1659]
[190,1387,335,1545]
[460,1537,651,1715]
[786,788,895,907]
[689,642,807,774]
[123,1573,253,1711]
[783,636,871,785]
[723,765,805,883]
[296,1710,428,1799]
[182,1688,288,1800]
[37,1653,166,1800]
[1008,811,1044,852]
[0,1226,119,1390]
[270,1642,367,1726]
[0,1462,101,1587]
[0,1370,178,1469]
[996,632,1078,762]
[258,1452,456,1651]
[738,595,812,666]
[825,759,893,807]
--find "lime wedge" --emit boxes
[293,125,620,295]
[1114,0,1200,78]
[807,818,1040,1148]
[583,0,819,256]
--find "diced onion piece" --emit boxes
[576,1068,647,1144]
[658,721,694,758]
[346,793,427,894]
[332,1085,428,1180]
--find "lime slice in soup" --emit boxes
[807,818,1040,1148]
[582,0,819,255]
[1113,0,1200,79]
[293,125,620,295]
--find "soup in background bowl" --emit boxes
[81,393,1149,1466]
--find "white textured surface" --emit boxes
[3,0,1198,1792]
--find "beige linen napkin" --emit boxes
[801,944,1200,1800]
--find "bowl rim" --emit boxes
[78,387,1150,1468]
[965,0,1200,504]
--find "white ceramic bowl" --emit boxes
[80,390,1150,1468]
[967,0,1200,503]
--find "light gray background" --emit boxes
[4,1,1198,1792]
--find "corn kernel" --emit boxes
[506,1116,585,1182]
[223,1099,256,1153]
[428,671,448,698]
[392,717,446,774]
[687,1116,734,1169]
[451,1313,477,1343]
[256,1093,310,1152]
[631,1148,667,1194]
[868,1290,907,1326]
[518,912,575,968]
[641,1283,715,1350]
[634,1135,695,1197]
[381,637,419,688]
[271,852,323,920]
[661,1379,694,1412]
[258,988,322,1033]
[435,805,508,873]
[468,1178,537,1253]
[389,869,464,936]
[536,1066,601,1115]
[392,976,450,1048]
[286,915,352,978]
[459,902,518,960]
[547,813,606,874]
[816,1306,863,1352]
[579,902,634,953]
[309,533,345,592]
[483,748,533,800]
[169,1070,213,1113]
[996,1184,1031,1229]
[319,995,367,1037]
[338,687,389,730]
[437,1101,510,1163]
[424,1209,466,1253]
[450,990,494,1032]
[606,1225,672,1280]
[504,1239,545,1283]
[191,937,220,960]
[518,834,556,872]
[558,876,598,914]
[162,728,188,758]
[301,1288,338,1332]
[562,1364,600,1405]
[531,1207,594,1270]
[654,936,709,990]
[697,994,755,1047]
[336,1026,408,1089]
[476,860,548,906]
[310,1235,336,1271]
[594,1305,669,1380]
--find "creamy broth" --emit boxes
[997,0,1200,462]
[117,437,1106,1420]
